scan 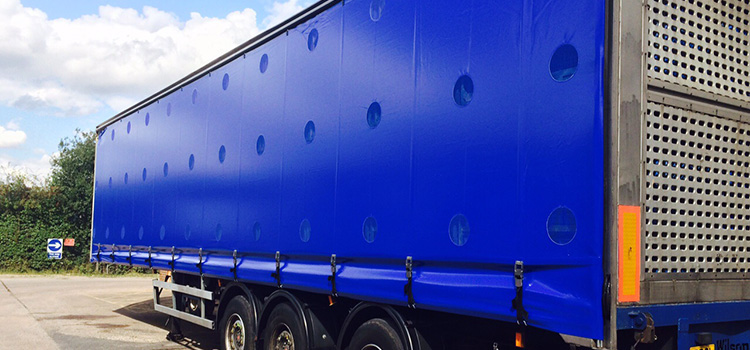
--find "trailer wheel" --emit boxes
[261,303,307,350]
[220,296,256,350]
[347,318,404,350]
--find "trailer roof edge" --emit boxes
[96,0,341,132]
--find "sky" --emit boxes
[0,0,315,181]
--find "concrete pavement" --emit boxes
[0,278,59,349]
[0,274,217,350]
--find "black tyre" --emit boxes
[262,303,307,350]
[219,296,256,350]
[347,318,404,350]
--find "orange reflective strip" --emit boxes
[515,332,524,348]
[618,205,641,302]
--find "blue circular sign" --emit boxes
[48,239,62,252]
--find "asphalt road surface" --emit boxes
[0,274,217,350]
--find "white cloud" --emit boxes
[0,122,27,148]
[11,83,103,116]
[263,0,307,29]
[0,1,264,117]
[104,96,139,114]
[0,152,54,183]
[5,119,20,130]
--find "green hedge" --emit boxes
[0,130,130,274]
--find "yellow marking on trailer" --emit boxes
[618,205,641,303]
[689,345,714,350]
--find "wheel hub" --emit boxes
[272,324,294,350]
[225,313,245,350]
[187,298,199,312]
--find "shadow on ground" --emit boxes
[114,297,219,350]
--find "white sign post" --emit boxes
[47,238,63,259]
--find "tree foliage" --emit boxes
[0,129,99,272]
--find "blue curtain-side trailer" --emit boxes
[91,0,750,349]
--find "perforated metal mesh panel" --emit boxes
[646,0,750,102]
[645,100,750,274]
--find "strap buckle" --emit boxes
[404,256,415,308]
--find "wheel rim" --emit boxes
[362,345,382,350]
[186,297,199,312]
[271,323,294,350]
[224,313,245,350]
